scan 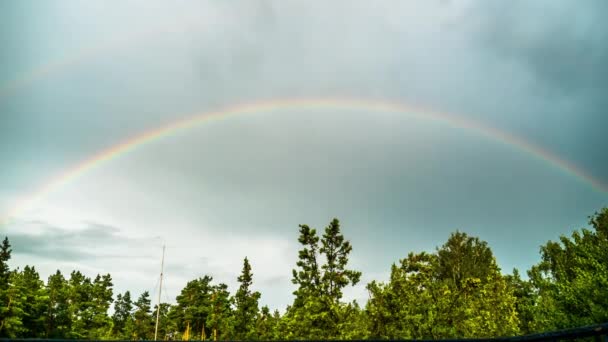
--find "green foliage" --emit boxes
[112,291,133,339]
[233,257,261,340]
[45,270,71,338]
[286,218,362,339]
[133,291,154,340]
[1,208,608,339]
[366,232,520,340]
[528,208,608,331]
[171,275,215,340]
[207,283,234,340]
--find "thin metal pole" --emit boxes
[154,245,166,341]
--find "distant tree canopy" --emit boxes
[0,210,607,340]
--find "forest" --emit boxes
[0,208,606,340]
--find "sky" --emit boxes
[0,0,607,312]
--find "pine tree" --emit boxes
[291,224,321,307]
[0,237,13,337]
[19,266,48,337]
[172,276,215,340]
[44,270,71,338]
[66,271,93,339]
[287,218,361,339]
[0,238,11,288]
[133,291,154,340]
[207,283,234,340]
[90,274,113,339]
[233,257,261,340]
[320,218,362,302]
[112,291,134,339]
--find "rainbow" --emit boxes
[1,97,606,227]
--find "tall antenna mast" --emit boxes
[154,245,166,341]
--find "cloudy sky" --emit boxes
[0,0,606,311]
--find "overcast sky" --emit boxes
[1,0,607,311]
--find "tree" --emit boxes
[133,291,154,340]
[66,271,93,339]
[255,306,278,340]
[112,291,134,339]
[528,208,608,331]
[320,218,362,302]
[44,270,71,338]
[207,283,234,340]
[291,224,321,307]
[0,237,11,288]
[0,237,14,337]
[172,276,215,340]
[287,218,361,339]
[18,266,48,337]
[366,233,520,340]
[0,269,26,337]
[436,230,497,289]
[505,269,536,334]
[89,274,113,339]
[233,257,261,340]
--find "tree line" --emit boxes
[0,208,607,340]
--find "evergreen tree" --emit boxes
[320,218,362,302]
[0,269,26,337]
[19,266,48,337]
[112,291,134,339]
[0,237,11,288]
[291,224,321,307]
[66,271,93,339]
[44,270,71,338]
[133,291,154,340]
[287,218,361,339]
[207,283,234,340]
[90,274,113,339]
[233,257,261,340]
[172,276,215,340]
[0,238,14,337]
[255,306,278,340]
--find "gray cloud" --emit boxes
[8,220,157,261]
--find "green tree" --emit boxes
[286,218,361,339]
[133,291,154,340]
[436,231,497,288]
[320,218,362,302]
[66,271,93,339]
[112,291,134,339]
[366,233,520,340]
[528,208,608,331]
[172,276,215,340]
[291,224,321,308]
[0,237,14,337]
[90,274,113,339]
[255,306,278,340]
[19,266,48,337]
[0,269,26,337]
[44,270,71,338]
[207,283,234,340]
[505,269,536,334]
[233,257,261,340]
